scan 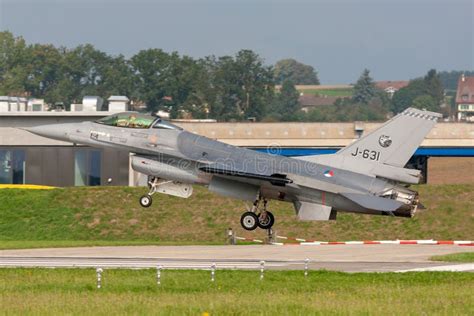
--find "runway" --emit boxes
[1,244,473,272]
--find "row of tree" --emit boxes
[0,31,466,121]
[438,70,474,91]
[299,68,451,122]
[391,69,445,114]
[0,32,321,121]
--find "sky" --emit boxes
[0,0,473,84]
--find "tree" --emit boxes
[438,70,474,91]
[131,49,175,111]
[391,79,423,113]
[271,80,300,120]
[412,95,438,111]
[24,44,63,103]
[99,55,136,98]
[352,69,376,104]
[202,50,274,121]
[392,69,444,113]
[274,59,320,85]
[0,31,30,95]
[234,50,274,120]
[422,69,444,105]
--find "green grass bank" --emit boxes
[0,184,473,249]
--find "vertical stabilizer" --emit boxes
[336,108,441,167]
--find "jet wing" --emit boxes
[199,165,293,186]
[341,192,404,212]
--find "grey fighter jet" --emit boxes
[26,108,441,231]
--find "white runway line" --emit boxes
[396,263,474,272]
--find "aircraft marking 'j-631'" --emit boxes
[25,108,442,231]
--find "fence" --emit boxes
[228,229,474,246]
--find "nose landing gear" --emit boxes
[139,177,172,208]
[240,198,275,231]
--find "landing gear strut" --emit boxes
[240,197,275,231]
[139,177,171,208]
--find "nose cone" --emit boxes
[23,123,73,142]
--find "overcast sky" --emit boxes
[1,0,473,83]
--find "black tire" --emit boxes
[257,211,275,229]
[139,195,153,208]
[240,212,258,231]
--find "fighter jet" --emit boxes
[25,108,441,231]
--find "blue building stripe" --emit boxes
[251,147,474,157]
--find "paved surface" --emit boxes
[1,245,473,272]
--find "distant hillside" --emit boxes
[0,184,472,248]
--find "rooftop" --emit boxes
[108,95,130,101]
[456,75,474,104]
[375,81,409,90]
[0,96,28,102]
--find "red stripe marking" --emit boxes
[399,241,417,244]
[363,241,381,244]
[437,241,454,245]
[327,241,345,245]
[459,244,474,246]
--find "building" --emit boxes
[27,98,46,111]
[108,96,130,112]
[0,96,29,112]
[0,96,9,112]
[375,81,409,98]
[456,74,474,122]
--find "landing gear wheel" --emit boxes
[240,212,258,231]
[257,211,275,229]
[139,195,153,208]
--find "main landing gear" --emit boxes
[139,177,171,208]
[240,198,275,231]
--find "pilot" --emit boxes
[128,114,137,128]
[116,116,128,127]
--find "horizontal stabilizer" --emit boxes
[341,192,404,212]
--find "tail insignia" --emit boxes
[378,135,392,148]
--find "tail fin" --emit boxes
[337,108,442,167]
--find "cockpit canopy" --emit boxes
[95,112,182,130]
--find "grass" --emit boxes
[0,268,473,315]
[431,252,474,263]
[0,184,473,249]
[298,88,353,97]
